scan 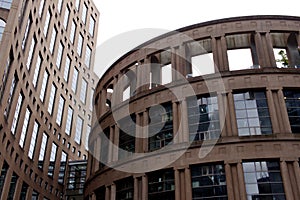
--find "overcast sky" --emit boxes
[92,0,299,76]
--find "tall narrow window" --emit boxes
[80,79,87,103]
[56,95,65,126]
[58,151,67,184]
[19,108,31,148]
[38,132,48,169]
[118,116,136,160]
[26,36,36,70]
[4,73,18,118]
[191,164,227,199]
[283,90,300,133]
[7,173,18,200]
[71,68,78,93]
[48,84,57,115]
[90,89,94,111]
[65,106,73,135]
[89,16,95,37]
[77,33,83,56]
[234,91,272,136]
[31,191,39,200]
[63,6,70,29]
[187,95,220,141]
[75,0,80,10]
[243,161,285,199]
[148,103,173,151]
[28,121,39,159]
[64,55,71,82]
[40,70,49,102]
[56,41,64,69]
[49,27,57,54]
[11,93,23,135]
[85,45,92,68]
[70,20,76,44]
[21,15,32,49]
[57,0,63,13]
[82,3,87,24]
[86,125,91,150]
[20,182,28,200]
[39,0,45,17]
[0,162,9,197]
[48,143,57,177]
[0,19,5,42]
[33,54,42,88]
[100,128,110,169]
[43,9,51,37]
[75,116,83,144]
[148,169,175,200]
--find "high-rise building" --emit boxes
[86,15,300,200]
[0,0,99,199]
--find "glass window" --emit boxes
[75,116,83,144]
[21,15,32,50]
[11,93,23,135]
[100,128,110,169]
[19,107,31,148]
[148,169,175,200]
[48,143,57,177]
[82,3,87,24]
[89,16,95,37]
[56,95,65,126]
[161,64,172,85]
[31,190,39,200]
[43,9,51,37]
[118,115,136,160]
[71,68,78,93]
[116,177,134,200]
[28,121,39,159]
[0,162,9,197]
[191,164,227,199]
[148,103,173,151]
[48,84,57,115]
[40,70,49,102]
[242,161,285,199]
[75,0,80,11]
[85,45,92,68]
[4,73,18,118]
[26,36,36,70]
[20,182,28,200]
[0,0,12,9]
[57,0,63,13]
[63,6,70,29]
[49,27,57,54]
[234,91,272,136]
[187,95,220,141]
[283,90,300,133]
[38,132,48,169]
[7,173,18,200]
[65,106,73,135]
[80,78,87,103]
[90,88,94,111]
[85,125,91,150]
[38,0,45,17]
[70,20,76,44]
[0,19,5,42]
[58,151,67,184]
[64,55,71,82]
[77,33,83,56]
[33,54,42,88]
[56,41,64,69]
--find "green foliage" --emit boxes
[276,50,289,67]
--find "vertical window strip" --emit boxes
[39,71,49,102]
[48,143,57,177]
[63,6,70,29]
[80,79,87,103]
[71,68,78,93]
[19,108,31,148]
[70,20,76,44]
[90,89,94,111]
[48,84,57,115]
[82,3,87,24]
[21,16,32,50]
[49,27,57,54]
[33,54,42,88]
[43,9,51,37]
[58,151,67,184]
[85,45,91,68]
[75,0,80,11]
[57,0,63,13]
[89,16,95,36]
[65,106,73,135]
[11,93,23,135]
[4,74,18,118]
[85,125,91,150]
[64,55,71,82]
[77,34,83,56]
[56,95,65,126]
[56,41,64,69]
[39,0,45,18]
[75,116,83,144]
[38,132,48,169]
[28,121,39,159]
[26,36,36,70]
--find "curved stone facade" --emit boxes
[0,0,99,199]
[87,16,300,200]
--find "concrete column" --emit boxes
[227,92,238,136]
[212,37,229,72]
[224,163,235,200]
[0,167,13,200]
[174,169,181,200]
[280,161,294,200]
[135,113,143,153]
[293,161,300,197]
[217,93,226,137]
[237,162,247,200]
[142,175,148,200]
[13,178,22,200]
[181,99,189,143]
[172,101,179,144]
[108,126,114,163]
[277,89,292,133]
[266,89,280,134]
[100,89,107,115]
[184,167,192,200]
[112,125,119,162]
[134,177,139,200]
[142,110,149,153]
[105,186,110,200]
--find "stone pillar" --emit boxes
[212,36,229,72]
[172,101,179,143]
[184,167,192,200]
[112,125,119,162]
[142,110,149,153]
[224,163,235,200]
[280,161,294,200]
[181,99,189,143]
[236,162,247,200]
[293,161,300,197]
[174,169,181,200]
[227,92,238,136]
[110,184,116,200]
[277,89,292,133]
[142,175,148,200]
[266,89,280,134]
